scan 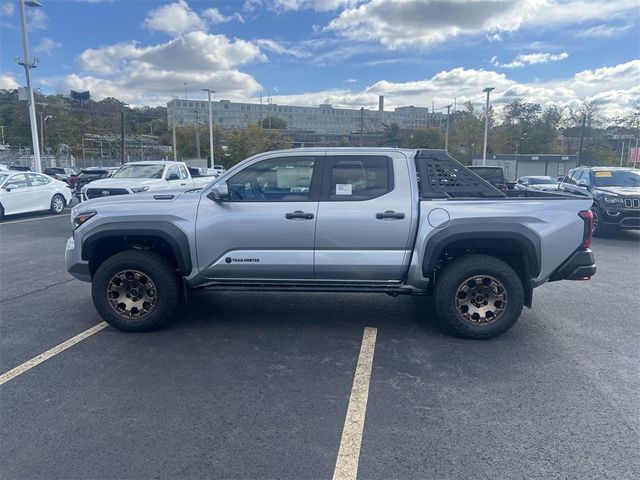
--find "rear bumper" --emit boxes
[548,249,596,282]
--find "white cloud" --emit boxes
[491,51,569,68]
[66,31,265,105]
[0,74,20,90]
[144,0,205,35]
[262,60,640,119]
[576,23,632,38]
[27,8,48,31]
[1,2,15,16]
[202,7,244,24]
[271,0,359,11]
[345,78,358,83]
[326,0,639,49]
[34,37,63,56]
[253,39,307,57]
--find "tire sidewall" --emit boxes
[436,256,524,339]
[92,251,179,331]
[50,194,65,214]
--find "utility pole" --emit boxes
[194,109,201,159]
[172,124,177,161]
[0,126,5,145]
[577,113,586,164]
[360,108,364,147]
[17,0,43,172]
[39,111,52,155]
[120,109,126,164]
[482,87,494,166]
[444,104,451,152]
[203,88,215,169]
[620,141,625,167]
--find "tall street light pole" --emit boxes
[203,88,215,169]
[482,87,494,166]
[40,113,52,155]
[444,104,452,152]
[17,0,43,172]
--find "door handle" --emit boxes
[180,183,187,186]
[376,210,405,220]
[285,210,314,220]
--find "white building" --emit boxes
[167,96,447,135]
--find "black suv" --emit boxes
[560,167,640,234]
[73,166,118,199]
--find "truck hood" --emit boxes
[593,186,640,196]
[74,189,201,210]
[83,178,167,190]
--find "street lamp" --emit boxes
[202,88,215,169]
[40,113,52,155]
[482,87,494,166]
[16,0,43,172]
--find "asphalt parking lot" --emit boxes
[1,210,639,479]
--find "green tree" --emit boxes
[260,116,287,129]
[224,124,291,168]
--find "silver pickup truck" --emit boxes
[66,148,596,339]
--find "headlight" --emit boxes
[131,185,150,193]
[73,210,97,229]
[602,196,624,205]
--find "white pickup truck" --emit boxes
[79,161,214,202]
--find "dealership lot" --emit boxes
[1,212,639,479]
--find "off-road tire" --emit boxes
[50,194,66,214]
[92,250,180,332]
[434,254,524,339]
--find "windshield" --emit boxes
[112,164,165,179]
[593,170,640,187]
[528,177,556,185]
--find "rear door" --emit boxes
[195,154,321,280]
[27,173,54,210]
[314,152,413,281]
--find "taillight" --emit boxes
[578,210,593,249]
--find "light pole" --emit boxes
[16,0,43,172]
[40,113,52,155]
[482,87,494,166]
[202,88,215,169]
[444,104,452,152]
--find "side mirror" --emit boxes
[577,179,588,188]
[167,173,180,181]
[3,187,11,192]
[207,182,229,202]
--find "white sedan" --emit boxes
[0,171,74,219]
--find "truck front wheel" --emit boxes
[92,250,180,331]
[434,254,524,339]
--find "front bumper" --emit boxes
[600,207,640,230]
[65,236,91,282]
[548,249,596,282]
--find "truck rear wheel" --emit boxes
[434,254,524,339]
[92,250,180,332]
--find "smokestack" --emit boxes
[378,95,384,112]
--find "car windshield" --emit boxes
[528,177,556,185]
[593,170,640,187]
[111,164,165,179]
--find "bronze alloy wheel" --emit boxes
[107,270,158,319]
[454,275,508,325]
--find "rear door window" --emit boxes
[322,155,393,201]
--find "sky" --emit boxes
[1,0,639,118]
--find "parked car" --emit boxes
[8,165,30,171]
[468,166,507,190]
[0,171,73,219]
[79,161,201,202]
[67,148,595,339]
[515,176,560,191]
[74,166,119,199]
[560,166,640,234]
[43,167,79,187]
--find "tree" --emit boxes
[448,101,484,163]
[261,116,287,129]
[224,124,292,168]
[408,127,444,149]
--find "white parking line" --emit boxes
[0,214,70,225]
[0,322,108,386]
[333,326,378,480]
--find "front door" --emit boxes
[196,154,321,280]
[2,174,32,215]
[314,153,413,281]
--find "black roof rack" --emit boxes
[414,149,505,199]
